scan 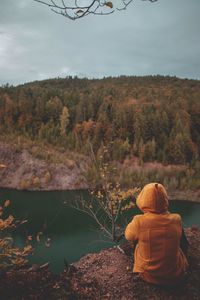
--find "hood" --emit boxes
[136,183,169,214]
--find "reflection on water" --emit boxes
[0,189,199,272]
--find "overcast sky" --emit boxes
[0,0,200,86]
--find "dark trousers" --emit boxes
[180,228,189,257]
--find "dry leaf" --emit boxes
[4,200,11,207]
[105,2,113,9]
[76,9,84,14]
[36,232,43,242]
[0,164,7,169]
[27,235,33,241]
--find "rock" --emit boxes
[0,142,88,190]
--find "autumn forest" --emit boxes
[0,75,200,190]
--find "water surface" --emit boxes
[0,189,199,272]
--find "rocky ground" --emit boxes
[1,228,200,299]
[0,142,88,190]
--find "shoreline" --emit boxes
[0,186,199,204]
[168,190,200,203]
[0,141,199,203]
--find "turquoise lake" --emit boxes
[0,189,200,273]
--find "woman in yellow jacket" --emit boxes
[125,183,188,285]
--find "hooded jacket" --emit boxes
[125,183,188,285]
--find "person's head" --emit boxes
[136,182,169,214]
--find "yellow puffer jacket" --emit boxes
[125,183,188,285]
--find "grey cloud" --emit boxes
[0,0,200,85]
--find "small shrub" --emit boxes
[76,144,139,242]
[44,171,51,184]
[32,176,40,187]
[66,159,75,170]
[20,179,31,190]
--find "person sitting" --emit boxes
[125,182,189,285]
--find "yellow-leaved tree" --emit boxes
[60,106,70,137]
[71,143,139,242]
[0,200,33,270]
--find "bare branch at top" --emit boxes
[34,0,158,21]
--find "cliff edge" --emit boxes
[72,227,200,299]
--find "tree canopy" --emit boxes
[34,0,158,20]
[1,75,199,165]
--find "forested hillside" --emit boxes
[1,75,199,165]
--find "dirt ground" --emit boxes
[73,227,200,299]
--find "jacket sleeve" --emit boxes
[125,216,139,241]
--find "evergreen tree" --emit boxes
[144,138,156,161]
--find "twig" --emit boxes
[34,0,158,20]
[116,245,125,254]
